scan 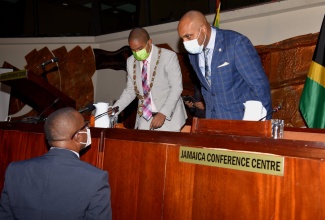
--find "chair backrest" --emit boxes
[191,117,272,138]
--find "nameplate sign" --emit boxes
[179,146,284,176]
[0,70,27,82]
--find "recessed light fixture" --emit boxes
[62,3,68,6]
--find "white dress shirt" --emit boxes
[199,27,216,77]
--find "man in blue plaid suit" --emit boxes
[178,11,272,120]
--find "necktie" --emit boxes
[141,60,152,120]
[204,48,211,87]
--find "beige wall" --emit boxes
[0,0,324,110]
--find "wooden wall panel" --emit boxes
[6,46,96,119]
[163,145,196,220]
[102,139,167,220]
[79,135,101,166]
[282,158,323,219]
[164,145,282,219]
[319,162,325,218]
[0,130,47,190]
[256,33,319,127]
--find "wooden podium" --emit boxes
[0,69,75,119]
[1,120,325,219]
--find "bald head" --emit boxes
[44,107,83,142]
[178,10,211,49]
[128,27,152,56]
[128,28,150,44]
[179,10,208,30]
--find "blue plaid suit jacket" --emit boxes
[188,27,272,120]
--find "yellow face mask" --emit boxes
[132,42,150,61]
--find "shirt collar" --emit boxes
[206,26,216,51]
[146,44,154,64]
[50,147,80,158]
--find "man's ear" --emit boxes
[72,132,82,142]
[201,26,207,35]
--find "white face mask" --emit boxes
[79,128,92,148]
[183,28,206,54]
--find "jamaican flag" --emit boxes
[299,15,325,128]
[213,1,221,28]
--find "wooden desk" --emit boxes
[1,122,325,219]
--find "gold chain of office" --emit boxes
[133,48,161,116]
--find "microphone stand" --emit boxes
[258,105,282,121]
[37,64,48,82]
[20,98,59,123]
[38,57,59,82]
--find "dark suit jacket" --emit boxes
[188,27,272,120]
[0,148,112,220]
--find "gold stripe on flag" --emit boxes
[308,61,325,88]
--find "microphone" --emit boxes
[35,98,60,122]
[39,57,59,67]
[22,98,60,123]
[95,106,119,121]
[78,103,95,113]
[258,105,282,121]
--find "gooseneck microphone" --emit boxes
[21,98,60,123]
[39,57,59,67]
[36,98,60,122]
[95,106,119,121]
[78,103,96,113]
[258,105,282,121]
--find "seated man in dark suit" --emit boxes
[0,107,112,220]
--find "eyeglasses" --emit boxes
[71,121,89,140]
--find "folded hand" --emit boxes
[150,112,166,130]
